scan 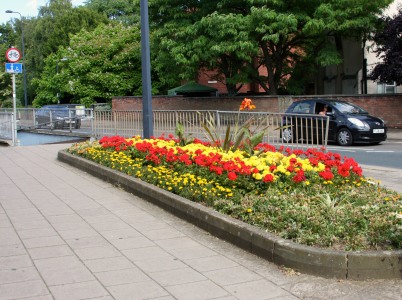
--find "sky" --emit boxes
[0,0,86,25]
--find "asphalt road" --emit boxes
[325,140,402,170]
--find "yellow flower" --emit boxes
[247,208,252,213]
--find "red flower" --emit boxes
[227,172,238,181]
[263,174,274,182]
[293,170,306,183]
[319,170,334,180]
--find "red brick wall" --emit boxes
[112,94,402,128]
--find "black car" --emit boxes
[282,99,387,146]
[35,104,81,129]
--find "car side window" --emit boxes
[315,103,332,114]
[291,102,311,114]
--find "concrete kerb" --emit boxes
[57,150,402,280]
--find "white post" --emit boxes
[12,73,18,146]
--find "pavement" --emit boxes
[0,133,401,299]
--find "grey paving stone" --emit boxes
[17,227,58,239]
[51,220,93,231]
[122,246,173,262]
[141,227,187,241]
[39,265,95,286]
[56,227,99,240]
[165,280,230,300]
[27,245,74,260]
[74,245,121,260]
[11,220,51,231]
[0,267,41,284]
[0,244,26,257]
[203,266,263,286]
[66,236,110,249]
[33,255,84,272]
[149,267,207,287]
[121,214,160,226]
[94,267,150,286]
[167,245,218,260]
[0,279,50,300]
[224,279,292,300]
[155,236,202,250]
[40,206,76,216]
[100,228,142,240]
[46,214,84,224]
[22,235,66,249]
[107,281,169,300]
[76,207,112,217]
[184,255,239,272]
[83,256,135,273]
[20,295,55,300]
[4,207,40,216]
[0,216,11,228]
[0,254,33,269]
[0,228,22,246]
[106,235,155,250]
[134,256,188,273]
[49,280,110,300]
[91,221,133,233]
[83,214,122,224]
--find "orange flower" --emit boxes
[239,98,256,111]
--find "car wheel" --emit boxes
[282,128,293,143]
[337,128,353,146]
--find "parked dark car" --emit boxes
[35,104,81,129]
[282,99,387,146]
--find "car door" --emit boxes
[284,101,314,142]
[314,101,336,143]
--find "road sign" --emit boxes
[6,47,21,63]
[5,63,23,74]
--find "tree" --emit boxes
[369,8,402,85]
[85,0,141,25]
[33,23,143,107]
[7,0,108,104]
[0,23,15,106]
[150,0,393,95]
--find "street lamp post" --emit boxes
[56,58,68,104]
[6,10,28,108]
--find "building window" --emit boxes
[377,82,396,94]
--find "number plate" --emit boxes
[373,129,384,133]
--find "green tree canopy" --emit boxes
[33,23,143,107]
[150,0,393,95]
[85,0,141,25]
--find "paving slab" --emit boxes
[0,143,401,300]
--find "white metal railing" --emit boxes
[3,108,328,149]
[0,112,14,144]
[92,110,329,149]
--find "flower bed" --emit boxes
[67,134,401,251]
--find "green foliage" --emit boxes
[150,0,393,95]
[33,23,143,107]
[86,0,141,25]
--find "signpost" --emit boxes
[5,47,22,146]
[5,47,21,63]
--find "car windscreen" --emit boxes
[331,102,368,114]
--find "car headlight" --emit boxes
[348,118,370,130]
